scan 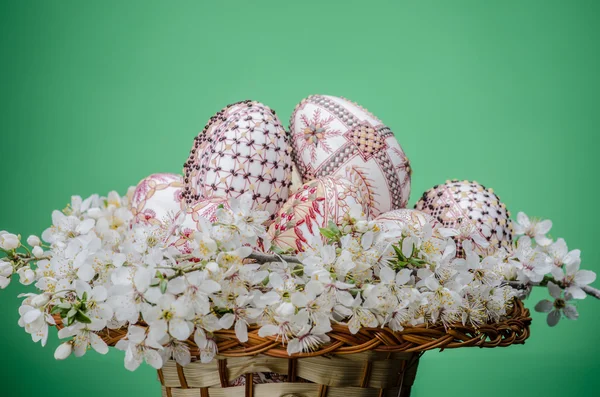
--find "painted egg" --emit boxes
[375,209,437,233]
[268,168,371,253]
[130,173,184,226]
[415,180,513,255]
[290,164,304,194]
[289,94,411,216]
[182,100,293,223]
[170,198,231,254]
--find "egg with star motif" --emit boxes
[268,166,371,253]
[182,100,293,224]
[289,95,411,216]
[415,180,513,255]
[130,173,184,226]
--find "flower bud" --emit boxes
[27,235,41,247]
[0,232,19,250]
[31,293,50,308]
[17,267,35,285]
[0,261,13,278]
[54,342,73,360]
[32,246,44,259]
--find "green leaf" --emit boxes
[319,228,337,239]
[327,220,341,235]
[67,308,77,318]
[50,305,62,314]
[75,311,92,324]
[57,303,72,309]
[160,279,168,294]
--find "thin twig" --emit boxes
[507,281,600,300]
[247,252,302,264]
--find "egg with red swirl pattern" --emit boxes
[289,95,411,216]
[267,166,372,253]
[415,180,513,256]
[182,100,293,223]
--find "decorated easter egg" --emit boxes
[289,95,411,216]
[415,180,513,255]
[268,167,372,253]
[170,198,230,254]
[130,173,184,226]
[289,164,304,194]
[375,209,437,233]
[182,100,293,223]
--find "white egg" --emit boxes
[289,95,411,216]
[130,173,184,226]
[375,209,437,233]
[182,100,293,223]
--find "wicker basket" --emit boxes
[54,299,531,397]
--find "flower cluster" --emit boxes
[0,191,596,370]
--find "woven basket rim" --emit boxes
[53,298,531,359]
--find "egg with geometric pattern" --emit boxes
[414,180,513,256]
[289,94,411,217]
[182,100,293,224]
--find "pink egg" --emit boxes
[290,95,411,216]
[268,169,371,253]
[130,173,184,226]
[182,100,293,223]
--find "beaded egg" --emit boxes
[289,94,411,216]
[130,173,184,226]
[415,180,513,255]
[268,167,372,253]
[182,100,293,223]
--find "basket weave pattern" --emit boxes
[54,299,531,397]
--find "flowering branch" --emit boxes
[508,280,600,300]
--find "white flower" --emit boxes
[57,322,108,357]
[32,246,44,259]
[229,194,269,240]
[551,259,596,300]
[0,232,20,250]
[17,266,36,285]
[27,235,41,247]
[534,282,578,326]
[194,328,218,363]
[115,325,163,371]
[547,238,580,268]
[345,293,379,334]
[0,260,13,289]
[18,303,54,346]
[145,294,194,342]
[513,212,552,246]
[512,236,551,283]
[54,341,73,360]
[75,280,113,326]
[286,324,330,355]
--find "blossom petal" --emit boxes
[563,305,579,320]
[534,300,553,313]
[547,310,561,327]
[575,270,596,286]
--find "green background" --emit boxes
[1,1,599,395]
